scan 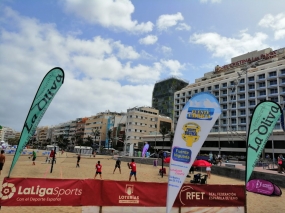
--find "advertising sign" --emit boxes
[246,101,281,183]
[8,67,64,177]
[166,92,221,213]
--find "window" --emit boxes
[215,92,219,96]
[215,85,219,89]
[270,88,278,94]
[241,118,246,123]
[249,100,255,105]
[176,94,180,98]
[222,105,227,109]
[281,69,285,74]
[201,88,204,92]
[259,82,265,87]
[188,91,191,95]
[269,71,276,77]
[222,112,227,117]
[239,86,245,92]
[231,118,236,124]
[259,90,266,96]
[208,86,211,90]
[222,83,227,87]
[269,80,277,85]
[249,92,255,97]
[231,111,236,116]
[182,92,185,96]
[222,120,227,124]
[282,79,285,83]
[232,103,236,108]
[240,110,246,115]
[271,97,278,102]
[249,85,255,89]
[230,81,235,85]
[223,97,227,101]
[240,94,245,99]
[283,87,285,92]
[259,74,265,79]
[240,79,245,83]
[240,102,245,107]
[194,90,198,93]
[248,76,254,81]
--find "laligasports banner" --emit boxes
[8,68,64,177]
[166,92,221,213]
[0,178,245,207]
[246,101,281,183]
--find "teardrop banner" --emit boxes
[8,67,65,177]
[166,92,221,213]
[245,101,282,183]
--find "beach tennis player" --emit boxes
[113,158,121,174]
[128,159,137,181]
[94,161,102,179]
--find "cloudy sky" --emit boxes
[1,0,285,131]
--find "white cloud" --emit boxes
[176,23,191,31]
[62,0,153,33]
[0,7,162,131]
[156,12,184,31]
[161,46,172,55]
[139,35,158,45]
[189,31,268,61]
[160,59,185,76]
[259,13,285,40]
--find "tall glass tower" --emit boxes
[152,77,188,120]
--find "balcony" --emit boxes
[256,86,266,90]
[248,96,256,100]
[267,84,278,89]
[256,95,267,99]
[268,93,278,97]
[256,78,265,83]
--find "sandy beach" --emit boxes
[0,151,284,213]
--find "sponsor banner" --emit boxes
[1,178,245,208]
[167,92,221,213]
[9,67,65,177]
[246,179,282,196]
[246,101,282,183]
[101,180,166,207]
[0,177,82,206]
[174,184,245,207]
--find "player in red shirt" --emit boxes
[94,161,102,179]
[128,159,137,181]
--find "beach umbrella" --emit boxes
[192,160,212,167]
[164,157,170,163]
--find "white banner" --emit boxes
[166,92,221,213]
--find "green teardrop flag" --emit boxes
[8,67,64,177]
[246,101,281,183]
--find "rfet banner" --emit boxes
[167,92,221,213]
[1,178,245,207]
[246,101,281,183]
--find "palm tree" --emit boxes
[159,126,170,178]
[85,135,94,147]
[169,131,174,150]
[107,129,113,150]
[91,129,100,149]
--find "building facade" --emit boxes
[125,106,172,152]
[152,77,188,119]
[174,47,285,156]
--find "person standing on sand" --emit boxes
[76,154,81,168]
[94,161,102,179]
[128,159,137,181]
[0,150,6,175]
[206,166,211,179]
[31,150,36,165]
[113,158,121,174]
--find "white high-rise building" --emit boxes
[174,47,285,157]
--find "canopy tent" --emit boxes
[74,146,93,155]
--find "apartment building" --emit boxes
[36,126,49,145]
[84,111,125,148]
[174,47,285,156]
[125,106,172,152]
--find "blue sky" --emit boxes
[1,0,285,131]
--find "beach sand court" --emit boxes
[0,151,284,213]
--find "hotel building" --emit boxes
[174,47,285,157]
